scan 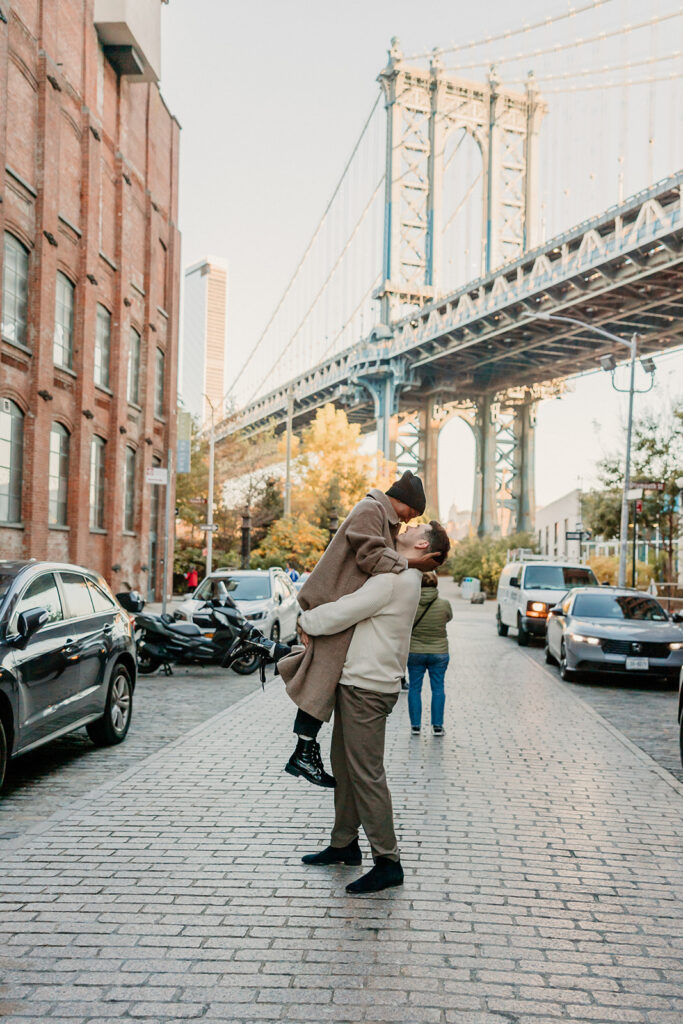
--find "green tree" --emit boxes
[580,489,622,541]
[448,532,538,596]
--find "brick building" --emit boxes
[0,0,180,600]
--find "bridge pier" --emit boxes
[472,396,499,537]
[471,395,537,538]
[392,401,442,515]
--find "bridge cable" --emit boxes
[508,49,682,85]
[406,0,616,61]
[227,90,382,399]
[441,10,682,73]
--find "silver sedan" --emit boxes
[545,586,683,682]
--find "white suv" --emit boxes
[496,560,598,646]
[174,568,300,642]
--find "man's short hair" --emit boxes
[425,520,451,565]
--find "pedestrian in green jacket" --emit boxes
[407,573,453,736]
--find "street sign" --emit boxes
[146,467,168,486]
[633,480,665,491]
[566,530,591,541]
[188,497,207,506]
[627,488,643,501]
[198,524,218,532]
[177,411,192,474]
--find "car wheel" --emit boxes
[517,616,530,646]
[545,641,557,665]
[0,717,7,792]
[270,621,281,642]
[87,664,133,746]
[496,608,509,636]
[559,642,576,682]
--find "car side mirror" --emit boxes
[549,604,564,616]
[116,591,145,613]
[17,606,50,641]
[276,593,283,605]
[671,612,683,624]
[509,578,519,588]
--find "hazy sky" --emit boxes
[159,0,682,517]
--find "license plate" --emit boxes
[625,657,649,671]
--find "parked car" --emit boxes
[174,568,300,642]
[545,586,683,682]
[293,572,310,593]
[0,560,137,789]
[496,560,598,646]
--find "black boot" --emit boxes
[302,838,362,866]
[285,738,336,788]
[345,856,404,894]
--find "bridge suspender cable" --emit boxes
[545,71,681,93]
[227,91,382,400]
[508,50,682,86]
[406,0,616,60]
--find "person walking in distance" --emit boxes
[279,472,440,788]
[407,572,453,737]
[298,521,451,894]
[185,566,198,592]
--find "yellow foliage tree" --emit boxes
[287,404,396,525]
[252,515,328,572]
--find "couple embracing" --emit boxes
[277,471,450,894]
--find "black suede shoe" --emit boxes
[302,838,362,866]
[345,856,404,895]
[284,738,336,788]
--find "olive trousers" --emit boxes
[330,684,400,862]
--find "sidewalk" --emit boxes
[1,601,682,1023]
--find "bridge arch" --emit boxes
[439,127,485,296]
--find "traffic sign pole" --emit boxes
[161,447,173,616]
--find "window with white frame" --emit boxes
[2,233,29,347]
[123,446,136,532]
[94,304,111,388]
[0,398,24,523]
[89,435,106,529]
[53,272,75,369]
[48,423,70,526]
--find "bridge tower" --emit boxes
[375,40,546,534]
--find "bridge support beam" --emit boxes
[393,401,442,515]
[510,401,536,534]
[472,396,499,538]
[471,394,537,537]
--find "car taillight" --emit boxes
[526,601,548,617]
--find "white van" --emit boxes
[496,560,598,646]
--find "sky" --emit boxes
[158,0,683,519]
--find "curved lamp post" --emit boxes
[538,313,655,587]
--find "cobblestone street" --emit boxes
[1,595,682,1023]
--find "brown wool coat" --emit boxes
[278,489,407,721]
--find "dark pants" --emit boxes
[294,708,323,739]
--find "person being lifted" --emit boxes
[279,471,440,787]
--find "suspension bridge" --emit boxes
[219,3,683,535]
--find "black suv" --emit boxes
[0,561,137,789]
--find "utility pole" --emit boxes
[161,447,173,616]
[284,386,294,516]
[206,403,215,576]
[617,335,637,589]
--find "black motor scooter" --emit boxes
[116,592,259,676]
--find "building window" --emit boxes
[155,347,165,418]
[48,423,70,526]
[0,398,24,523]
[127,328,141,404]
[53,272,75,369]
[89,435,106,530]
[2,233,29,347]
[123,446,136,532]
[94,304,111,388]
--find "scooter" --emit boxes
[116,592,259,676]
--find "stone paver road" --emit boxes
[1,601,682,1023]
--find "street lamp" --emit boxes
[203,394,217,577]
[538,313,656,587]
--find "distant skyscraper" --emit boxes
[180,258,228,425]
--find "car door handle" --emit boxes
[103,623,113,635]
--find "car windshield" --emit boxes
[195,575,271,602]
[572,593,669,621]
[524,566,597,591]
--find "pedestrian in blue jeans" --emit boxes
[407,572,453,736]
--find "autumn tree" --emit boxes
[251,515,328,572]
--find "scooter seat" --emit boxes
[167,621,202,636]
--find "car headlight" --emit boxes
[669,642,683,651]
[526,601,548,617]
[568,632,601,646]
[246,611,267,621]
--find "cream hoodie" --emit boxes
[298,569,422,694]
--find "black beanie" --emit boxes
[385,471,426,515]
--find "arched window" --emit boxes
[2,233,29,348]
[48,423,70,526]
[89,435,106,530]
[94,304,111,388]
[0,398,24,523]
[127,327,141,404]
[123,445,136,532]
[155,347,165,418]
[54,272,75,369]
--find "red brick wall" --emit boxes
[0,1,180,601]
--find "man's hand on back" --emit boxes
[407,551,441,572]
